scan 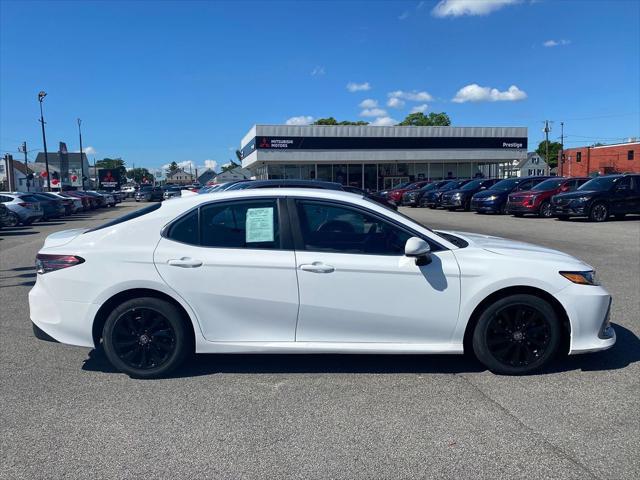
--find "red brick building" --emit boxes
[559,141,639,177]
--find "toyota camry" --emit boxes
[29,189,615,378]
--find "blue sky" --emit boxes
[1,0,638,174]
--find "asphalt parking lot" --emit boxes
[1,202,639,479]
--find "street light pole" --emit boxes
[77,118,85,190]
[38,91,51,192]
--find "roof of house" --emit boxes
[34,152,88,165]
[166,168,194,178]
[197,169,217,183]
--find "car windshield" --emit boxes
[578,176,620,191]
[489,178,520,191]
[531,178,565,191]
[420,183,437,191]
[392,182,411,190]
[439,181,459,191]
[460,179,484,191]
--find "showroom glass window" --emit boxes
[295,200,412,255]
[200,200,280,249]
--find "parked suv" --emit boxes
[386,181,431,205]
[422,180,472,208]
[441,178,500,211]
[402,180,450,207]
[471,176,551,214]
[135,186,164,202]
[0,192,44,225]
[551,174,640,222]
[507,177,590,218]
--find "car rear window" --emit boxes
[84,203,161,233]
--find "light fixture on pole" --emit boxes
[38,91,52,192]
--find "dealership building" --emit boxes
[239,125,528,191]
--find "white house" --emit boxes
[503,152,550,178]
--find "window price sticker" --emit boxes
[246,207,274,243]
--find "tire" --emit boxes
[102,297,191,378]
[499,203,507,215]
[22,218,35,226]
[538,201,553,218]
[463,200,471,212]
[589,202,609,222]
[5,212,19,227]
[472,294,561,375]
[448,207,456,212]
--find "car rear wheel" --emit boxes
[589,202,609,222]
[5,212,19,227]
[102,297,191,378]
[472,294,560,374]
[538,201,553,218]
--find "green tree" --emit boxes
[313,117,369,126]
[126,167,154,184]
[96,158,127,178]
[165,161,179,176]
[398,112,451,127]
[221,161,239,173]
[535,140,563,168]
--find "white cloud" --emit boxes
[346,81,371,92]
[370,116,398,126]
[311,65,325,76]
[386,97,406,109]
[360,108,388,117]
[410,104,429,113]
[359,98,378,108]
[398,11,410,20]
[285,115,315,125]
[452,83,527,103]
[432,0,520,18]
[388,90,433,102]
[83,146,96,155]
[543,39,571,47]
[203,159,218,171]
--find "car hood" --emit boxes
[473,189,507,198]
[439,230,588,266]
[553,190,599,200]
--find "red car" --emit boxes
[507,177,591,217]
[386,180,431,204]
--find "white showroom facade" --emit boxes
[240,125,528,190]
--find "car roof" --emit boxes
[239,179,343,190]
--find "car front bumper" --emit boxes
[554,284,616,354]
[552,204,587,216]
[441,197,463,208]
[471,199,501,212]
[506,202,538,214]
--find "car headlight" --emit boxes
[573,196,591,203]
[452,192,462,198]
[486,195,497,201]
[559,270,600,286]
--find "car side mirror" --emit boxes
[405,237,431,266]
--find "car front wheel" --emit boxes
[102,297,191,378]
[538,201,553,218]
[472,294,560,374]
[5,212,19,227]
[589,202,609,222]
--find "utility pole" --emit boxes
[3,153,13,191]
[559,122,564,176]
[19,142,29,191]
[38,91,51,191]
[77,118,85,190]
[543,120,552,163]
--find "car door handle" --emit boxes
[167,257,203,268]
[299,262,335,273]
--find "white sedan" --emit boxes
[29,189,615,378]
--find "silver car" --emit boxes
[0,192,44,226]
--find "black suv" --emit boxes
[135,186,164,202]
[551,174,640,222]
[421,180,472,208]
[441,178,500,211]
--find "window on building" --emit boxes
[628,150,634,161]
[295,200,412,255]
[576,152,582,163]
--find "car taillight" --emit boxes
[18,202,28,207]
[36,254,85,274]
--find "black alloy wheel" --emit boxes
[538,201,553,218]
[103,297,190,378]
[472,294,560,374]
[589,202,609,222]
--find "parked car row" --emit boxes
[388,174,640,222]
[0,189,123,228]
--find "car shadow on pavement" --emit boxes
[0,230,39,236]
[81,323,639,378]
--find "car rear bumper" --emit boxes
[29,279,97,348]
